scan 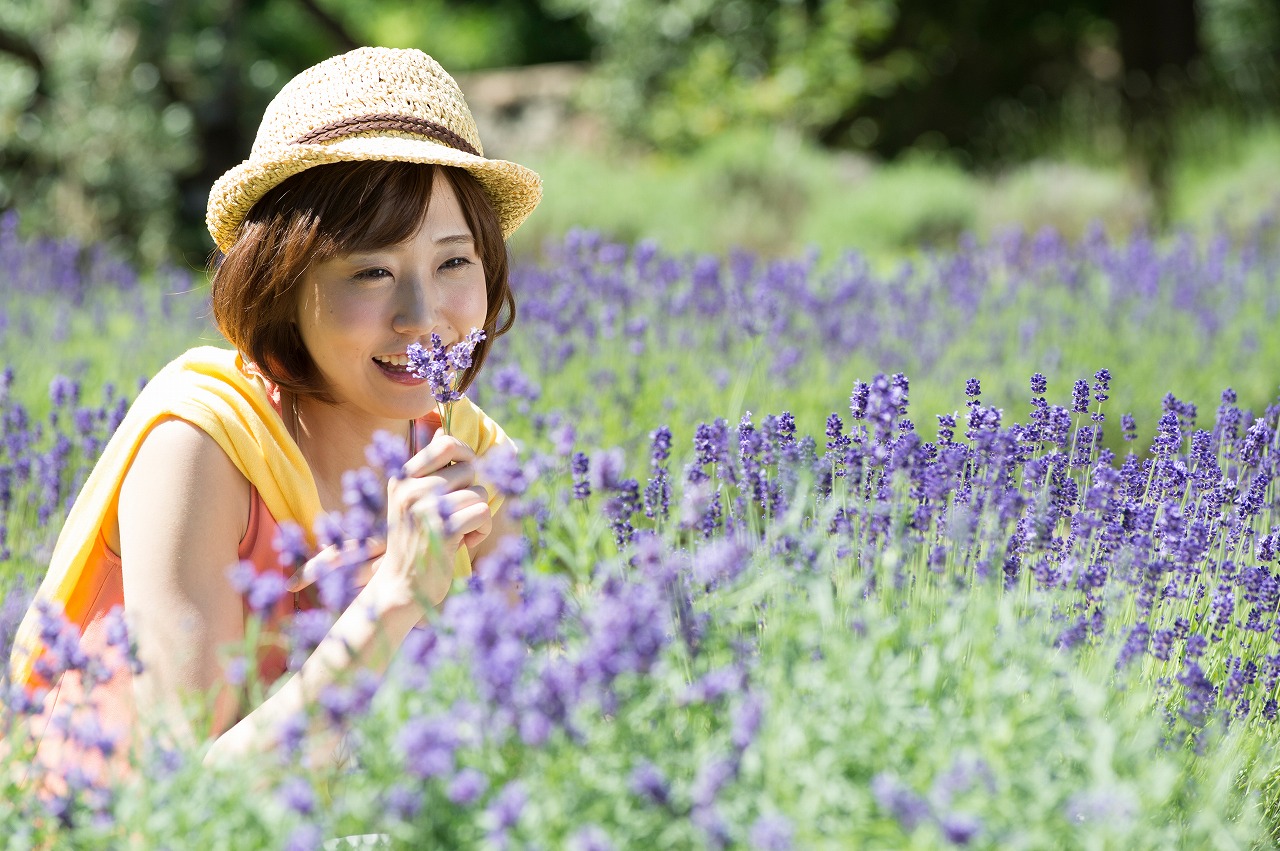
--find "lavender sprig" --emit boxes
[407,327,487,436]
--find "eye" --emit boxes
[353,267,393,282]
[440,256,473,271]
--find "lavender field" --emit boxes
[4,205,1280,847]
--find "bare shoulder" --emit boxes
[114,416,251,560]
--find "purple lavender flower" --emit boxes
[397,715,460,779]
[604,478,640,545]
[872,772,931,831]
[447,767,490,805]
[365,430,409,478]
[273,521,309,570]
[1121,413,1137,441]
[749,814,794,851]
[277,776,316,816]
[407,328,486,433]
[1116,622,1149,669]
[571,451,591,499]
[589,448,627,493]
[570,826,616,851]
[477,442,535,499]
[692,757,738,810]
[1030,373,1047,395]
[282,824,322,851]
[849,381,870,420]
[487,780,527,832]
[1093,368,1111,403]
[384,784,422,821]
[1071,379,1090,414]
[939,812,982,845]
[731,690,765,750]
[629,761,671,808]
[681,666,746,705]
[1177,658,1217,725]
[490,364,542,413]
[644,425,673,521]
[245,571,287,615]
[49,375,79,409]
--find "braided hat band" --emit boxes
[206,47,542,252]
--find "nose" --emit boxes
[391,274,440,338]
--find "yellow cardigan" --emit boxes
[9,346,508,689]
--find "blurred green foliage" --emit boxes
[0,0,588,266]
[1,0,1279,267]
[546,0,907,149]
[510,125,1180,262]
[0,0,197,265]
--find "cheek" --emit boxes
[298,289,370,359]
[447,277,489,325]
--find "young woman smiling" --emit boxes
[8,46,542,786]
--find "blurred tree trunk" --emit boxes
[1113,0,1202,226]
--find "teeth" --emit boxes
[375,354,409,367]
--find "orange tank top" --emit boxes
[23,478,308,792]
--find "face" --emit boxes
[295,174,488,425]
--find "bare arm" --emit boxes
[119,418,486,768]
[119,417,252,739]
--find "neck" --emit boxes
[292,395,410,511]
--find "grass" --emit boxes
[507,114,1280,266]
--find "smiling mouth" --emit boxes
[372,356,422,383]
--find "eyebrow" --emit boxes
[341,232,474,261]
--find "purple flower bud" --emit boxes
[570,826,616,851]
[692,757,737,810]
[1071,379,1090,413]
[872,772,930,831]
[731,690,764,750]
[571,451,592,499]
[273,522,309,570]
[589,448,627,493]
[398,715,460,779]
[749,814,794,850]
[1092,368,1111,403]
[246,571,287,615]
[384,784,422,821]
[284,824,323,851]
[629,761,671,807]
[940,812,982,845]
[447,767,490,805]
[366,430,409,479]
[278,776,315,816]
[487,780,527,831]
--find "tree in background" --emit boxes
[1,0,1277,263]
[0,0,197,266]
[556,0,1279,210]
[545,0,908,149]
[0,0,588,266]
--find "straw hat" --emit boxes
[206,46,542,252]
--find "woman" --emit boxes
[7,46,541,784]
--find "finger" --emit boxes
[286,539,385,592]
[438,496,492,541]
[404,433,477,478]
[461,529,488,551]
[393,462,477,497]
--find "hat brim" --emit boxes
[206,134,542,253]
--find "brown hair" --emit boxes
[210,161,514,402]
